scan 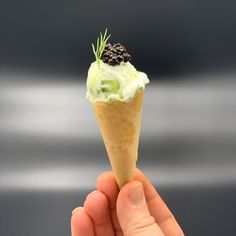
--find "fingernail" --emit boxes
[72,207,83,215]
[128,182,144,205]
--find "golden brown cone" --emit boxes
[93,91,144,188]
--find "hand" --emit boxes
[71,169,184,236]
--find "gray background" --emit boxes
[0,0,236,235]
[1,0,236,75]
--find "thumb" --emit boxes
[116,181,164,236]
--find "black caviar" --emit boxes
[101,43,131,66]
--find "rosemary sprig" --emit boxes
[92,29,111,68]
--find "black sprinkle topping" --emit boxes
[101,43,131,66]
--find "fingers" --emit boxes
[71,207,94,236]
[135,169,184,236]
[117,181,164,236]
[84,190,115,236]
[96,172,123,236]
[97,169,184,236]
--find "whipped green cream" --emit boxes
[86,61,149,103]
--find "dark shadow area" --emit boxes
[0,0,236,77]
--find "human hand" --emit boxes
[71,169,184,236]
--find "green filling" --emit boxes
[100,80,120,93]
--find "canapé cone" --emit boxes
[93,91,144,188]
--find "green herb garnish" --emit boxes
[92,29,111,68]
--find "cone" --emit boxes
[93,91,144,188]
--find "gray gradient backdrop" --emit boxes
[0,0,236,236]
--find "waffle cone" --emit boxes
[93,91,144,188]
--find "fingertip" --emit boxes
[83,190,115,235]
[120,180,142,190]
[96,172,119,209]
[72,207,84,216]
[71,207,94,236]
[96,171,115,189]
[84,190,110,222]
[118,181,144,208]
[97,172,123,233]
[135,168,143,175]
[71,207,88,227]
[118,180,143,200]
[97,171,113,178]
[134,169,158,201]
[134,168,148,183]
[85,190,100,201]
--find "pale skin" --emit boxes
[71,169,184,236]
